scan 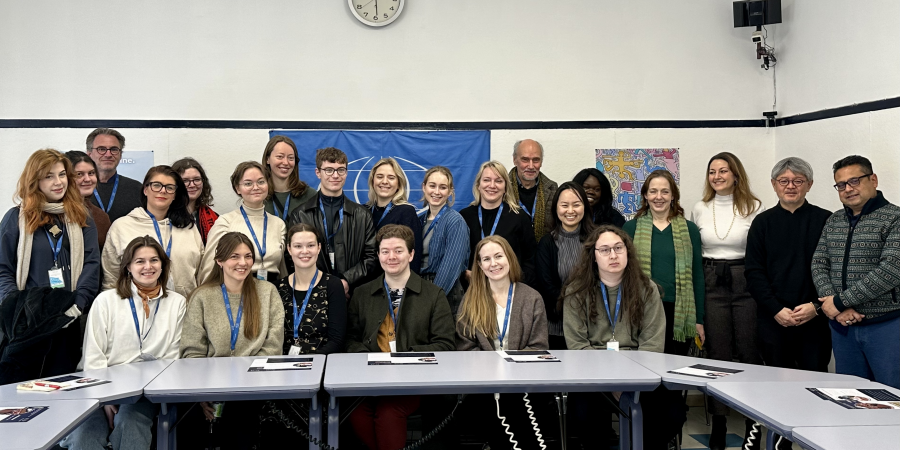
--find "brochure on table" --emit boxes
[367,352,438,365]
[17,374,110,392]
[498,350,560,363]
[667,364,744,380]
[248,357,313,372]
[0,406,49,422]
[807,388,900,410]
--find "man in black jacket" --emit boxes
[288,147,376,298]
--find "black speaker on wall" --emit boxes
[733,0,782,27]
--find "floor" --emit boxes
[680,405,785,450]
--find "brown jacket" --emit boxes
[456,283,549,351]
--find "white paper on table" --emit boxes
[247,357,313,372]
[367,352,438,365]
[17,374,110,392]
[498,350,560,363]
[667,364,743,379]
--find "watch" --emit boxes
[348,0,404,27]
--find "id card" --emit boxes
[139,353,157,362]
[256,269,268,281]
[288,345,301,356]
[607,340,619,352]
[389,340,397,352]
[329,252,335,267]
[48,267,65,289]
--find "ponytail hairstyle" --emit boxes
[196,232,262,339]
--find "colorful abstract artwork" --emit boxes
[596,148,680,219]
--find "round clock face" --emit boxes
[348,0,404,27]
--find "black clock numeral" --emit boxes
[390,6,394,10]
[363,11,368,17]
[373,15,378,20]
[356,4,362,9]
[383,13,388,18]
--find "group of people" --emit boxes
[0,128,896,450]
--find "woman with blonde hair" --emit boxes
[460,161,535,286]
[0,149,100,379]
[365,157,423,272]
[261,135,315,222]
[690,152,764,450]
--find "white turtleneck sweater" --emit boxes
[199,202,287,283]
[691,194,765,260]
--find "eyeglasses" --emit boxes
[241,179,268,189]
[833,174,872,191]
[776,178,807,187]
[320,167,348,177]
[90,147,121,156]
[595,244,626,257]
[183,178,203,187]
[146,182,177,194]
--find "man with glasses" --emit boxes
[288,147,376,298]
[812,155,900,389]
[85,128,143,222]
[508,139,557,242]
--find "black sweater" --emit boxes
[745,201,832,318]
[459,204,536,287]
[88,173,143,223]
[370,203,424,273]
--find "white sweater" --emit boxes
[691,194,765,260]
[79,285,186,370]
[199,202,287,283]
[102,207,204,297]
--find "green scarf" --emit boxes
[634,214,696,342]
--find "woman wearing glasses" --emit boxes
[200,161,287,284]
[261,136,316,223]
[690,152,764,450]
[365,158,423,272]
[172,157,219,245]
[563,226,681,450]
[102,165,203,298]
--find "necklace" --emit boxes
[711,201,736,240]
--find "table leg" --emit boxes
[157,403,177,450]
[309,395,321,450]
[630,392,643,450]
[766,429,776,450]
[554,392,568,450]
[327,396,340,449]
[619,393,631,450]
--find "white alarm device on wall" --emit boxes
[348,0,404,27]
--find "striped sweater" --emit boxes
[811,191,900,323]
[416,207,469,294]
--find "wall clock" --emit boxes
[348,0,404,27]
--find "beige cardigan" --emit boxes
[455,283,549,351]
[180,280,284,358]
[199,202,286,284]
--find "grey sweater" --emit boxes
[563,282,665,352]
[455,283,549,351]
[180,281,285,358]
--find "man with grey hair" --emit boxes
[85,128,143,222]
[508,139,557,242]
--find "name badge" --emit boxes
[288,345,302,356]
[256,269,268,281]
[329,252,336,267]
[607,340,619,352]
[48,267,65,289]
[139,353,157,362]
[389,340,397,352]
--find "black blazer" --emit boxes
[536,234,563,322]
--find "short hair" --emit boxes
[315,147,348,168]
[512,139,544,159]
[116,236,171,300]
[420,166,456,207]
[172,157,215,208]
[376,224,415,252]
[85,128,125,151]
[771,157,814,181]
[230,161,267,195]
[366,158,410,206]
[64,150,98,173]
[832,155,873,175]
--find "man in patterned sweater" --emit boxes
[812,155,900,389]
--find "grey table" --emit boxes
[620,351,861,392]
[792,425,900,450]
[0,399,98,450]
[323,350,662,450]
[0,359,174,406]
[708,380,900,449]
[143,355,326,450]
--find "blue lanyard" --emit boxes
[372,202,394,226]
[477,203,504,240]
[273,195,291,222]
[44,229,63,266]
[498,283,514,350]
[239,206,267,258]
[146,210,173,258]
[600,284,623,337]
[318,198,344,242]
[291,271,319,340]
[421,205,447,238]
[128,295,162,350]
[384,278,399,334]
[518,196,538,222]
[221,284,243,354]
[92,174,118,213]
